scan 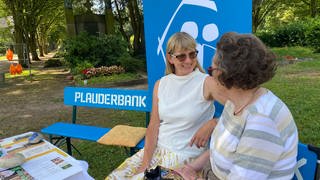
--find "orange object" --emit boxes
[6,49,13,61]
[15,64,23,74]
[10,64,16,75]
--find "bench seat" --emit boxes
[41,122,145,149]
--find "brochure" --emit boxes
[0,132,83,180]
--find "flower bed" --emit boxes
[81,65,125,80]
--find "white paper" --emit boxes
[22,151,82,180]
[0,132,85,180]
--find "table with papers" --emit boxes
[0,132,93,180]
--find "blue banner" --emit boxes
[143,0,252,92]
[64,87,151,112]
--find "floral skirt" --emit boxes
[106,146,196,180]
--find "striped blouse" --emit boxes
[210,89,298,180]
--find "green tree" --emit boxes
[254,0,320,32]
[105,0,115,34]
[3,0,26,65]
[127,0,144,55]
[37,2,65,56]
[0,1,13,44]
[301,0,319,17]
[2,0,65,63]
[252,0,281,32]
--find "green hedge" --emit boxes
[305,19,320,52]
[64,32,130,71]
[256,18,320,52]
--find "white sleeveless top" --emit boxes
[157,69,215,158]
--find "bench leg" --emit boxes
[66,137,72,156]
[49,135,53,143]
[50,136,82,156]
[70,143,82,156]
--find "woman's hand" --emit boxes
[189,119,217,148]
[136,164,148,174]
[175,164,198,180]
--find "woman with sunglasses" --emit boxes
[176,32,298,179]
[107,32,217,179]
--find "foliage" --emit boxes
[0,42,8,55]
[44,59,63,68]
[118,55,146,73]
[256,18,320,50]
[0,28,13,45]
[53,50,66,58]
[255,0,320,32]
[304,18,320,52]
[63,32,130,69]
[2,0,65,61]
[71,61,94,75]
[1,0,65,61]
[256,21,307,47]
[252,0,280,32]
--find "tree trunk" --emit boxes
[128,0,144,55]
[105,0,115,34]
[252,6,260,33]
[310,0,317,17]
[29,31,40,61]
[4,0,27,66]
[44,38,49,54]
[114,0,130,48]
[39,45,44,57]
[15,27,27,65]
[64,0,76,36]
[37,32,44,57]
[252,0,279,32]
[133,0,144,55]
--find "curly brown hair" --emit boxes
[215,32,277,90]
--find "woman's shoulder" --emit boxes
[249,89,288,115]
[247,89,296,129]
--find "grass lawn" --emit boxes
[0,55,7,61]
[265,47,320,146]
[58,47,320,180]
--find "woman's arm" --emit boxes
[189,76,223,148]
[188,150,210,171]
[136,80,161,173]
[189,118,217,148]
[175,150,210,179]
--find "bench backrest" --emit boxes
[64,86,151,112]
[64,86,152,125]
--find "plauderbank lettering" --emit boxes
[74,92,146,108]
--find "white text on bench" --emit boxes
[74,92,146,107]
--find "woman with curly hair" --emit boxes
[176,32,298,180]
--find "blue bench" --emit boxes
[294,142,320,180]
[41,86,151,155]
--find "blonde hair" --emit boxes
[165,32,204,75]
